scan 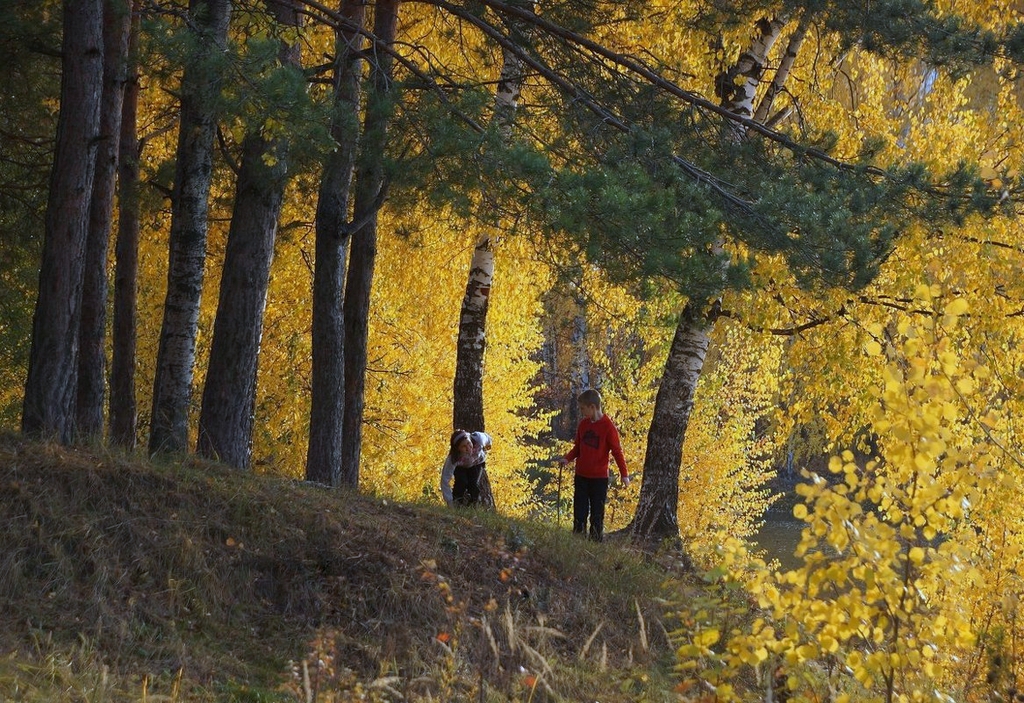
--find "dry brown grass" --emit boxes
[0,432,692,702]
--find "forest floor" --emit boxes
[0,432,706,702]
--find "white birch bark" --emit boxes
[452,40,528,509]
[753,13,810,125]
[632,16,786,543]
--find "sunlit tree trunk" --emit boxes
[76,0,132,441]
[149,0,231,455]
[631,303,712,539]
[752,12,810,126]
[632,16,785,544]
[451,41,528,509]
[197,0,302,469]
[306,0,365,485]
[109,3,141,449]
[340,0,400,488]
[453,238,495,432]
[21,0,104,443]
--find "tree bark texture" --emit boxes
[76,0,132,441]
[450,42,527,510]
[716,16,786,138]
[21,0,104,443]
[631,303,711,539]
[752,12,810,125]
[149,0,231,455]
[632,17,785,544]
[340,0,400,488]
[451,43,526,435]
[197,0,302,469]
[109,3,141,449]
[305,0,365,485]
[452,241,495,432]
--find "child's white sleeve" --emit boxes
[475,432,493,450]
[440,457,454,506]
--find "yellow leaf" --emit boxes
[942,298,969,317]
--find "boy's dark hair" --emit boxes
[577,389,602,408]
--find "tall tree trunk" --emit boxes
[197,0,302,469]
[109,3,141,449]
[631,17,785,544]
[305,0,365,485]
[451,42,528,509]
[340,0,400,488]
[452,238,495,432]
[76,0,132,441]
[631,303,712,539]
[21,0,104,443]
[452,44,525,434]
[149,0,231,455]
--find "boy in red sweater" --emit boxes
[557,389,630,541]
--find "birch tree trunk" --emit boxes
[453,238,495,433]
[631,16,786,544]
[752,12,810,125]
[305,0,365,485]
[109,4,141,449]
[631,303,712,539]
[451,42,528,509]
[340,0,400,488]
[21,0,104,443]
[197,0,302,469]
[148,0,231,455]
[76,0,132,441]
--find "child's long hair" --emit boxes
[449,430,472,462]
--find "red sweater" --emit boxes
[564,414,628,479]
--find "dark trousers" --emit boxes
[573,475,609,541]
[453,462,484,506]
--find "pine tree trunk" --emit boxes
[631,17,785,544]
[76,0,132,441]
[21,0,104,443]
[149,0,231,455]
[340,0,400,488]
[197,0,301,469]
[196,135,287,467]
[305,0,365,485]
[109,3,140,449]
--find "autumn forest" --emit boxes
[5,0,1024,699]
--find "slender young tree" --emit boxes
[76,0,132,441]
[149,0,231,454]
[22,0,104,443]
[197,0,304,469]
[340,0,400,487]
[452,42,527,434]
[306,0,366,485]
[109,2,141,448]
[631,16,786,542]
[450,18,532,509]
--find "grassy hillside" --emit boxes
[0,433,693,702]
